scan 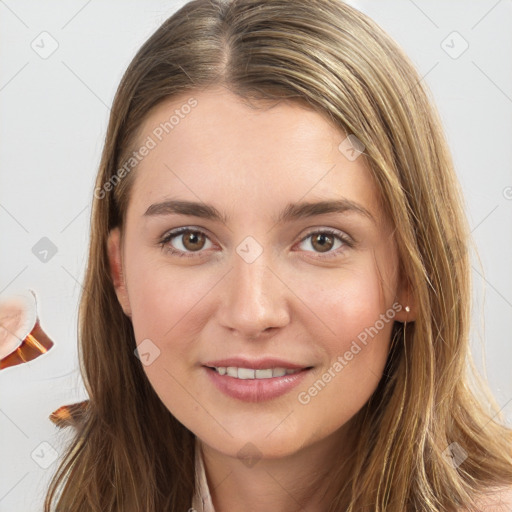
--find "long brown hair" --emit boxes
[45,0,512,510]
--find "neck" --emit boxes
[199,424,355,512]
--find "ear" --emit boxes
[107,227,132,318]
[393,273,416,323]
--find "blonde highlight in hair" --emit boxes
[45,1,512,510]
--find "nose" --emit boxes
[216,248,290,340]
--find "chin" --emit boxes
[201,429,313,462]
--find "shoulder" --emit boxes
[466,486,512,511]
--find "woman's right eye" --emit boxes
[159,227,214,258]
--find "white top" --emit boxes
[191,438,216,512]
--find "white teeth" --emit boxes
[238,368,255,379]
[226,366,238,377]
[272,367,287,377]
[255,369,273,379]
[212,366,302,379]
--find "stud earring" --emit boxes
[405,305,411,313]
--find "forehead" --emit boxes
[127,87,383,223]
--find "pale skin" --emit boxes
[107,85,512,512]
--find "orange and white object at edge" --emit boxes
[0,289,54,370]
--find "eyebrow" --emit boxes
[143,198,375,224]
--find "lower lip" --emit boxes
[204,366,311,402]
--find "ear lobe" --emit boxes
[393,300,416,323]
[393,275,416,323]
[107,228,132,317]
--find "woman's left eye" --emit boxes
[159,227,353,259]
[296,229,353,259]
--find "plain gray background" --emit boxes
[1,1,511,510]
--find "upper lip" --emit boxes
[203,357,311,370]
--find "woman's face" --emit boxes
[108,86,410,460]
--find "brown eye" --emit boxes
[310,233,335,253]
[180,230,207,251]
[160,227,214,258]
[296,229,352,259]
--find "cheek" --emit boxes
[125,251,216,345]
[295,258,389,345]
[292,261,396,421]
[124,254,217,421]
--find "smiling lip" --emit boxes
[203,357,312,402]
[203,357,307,370]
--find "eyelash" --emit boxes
[158,226,354,260]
